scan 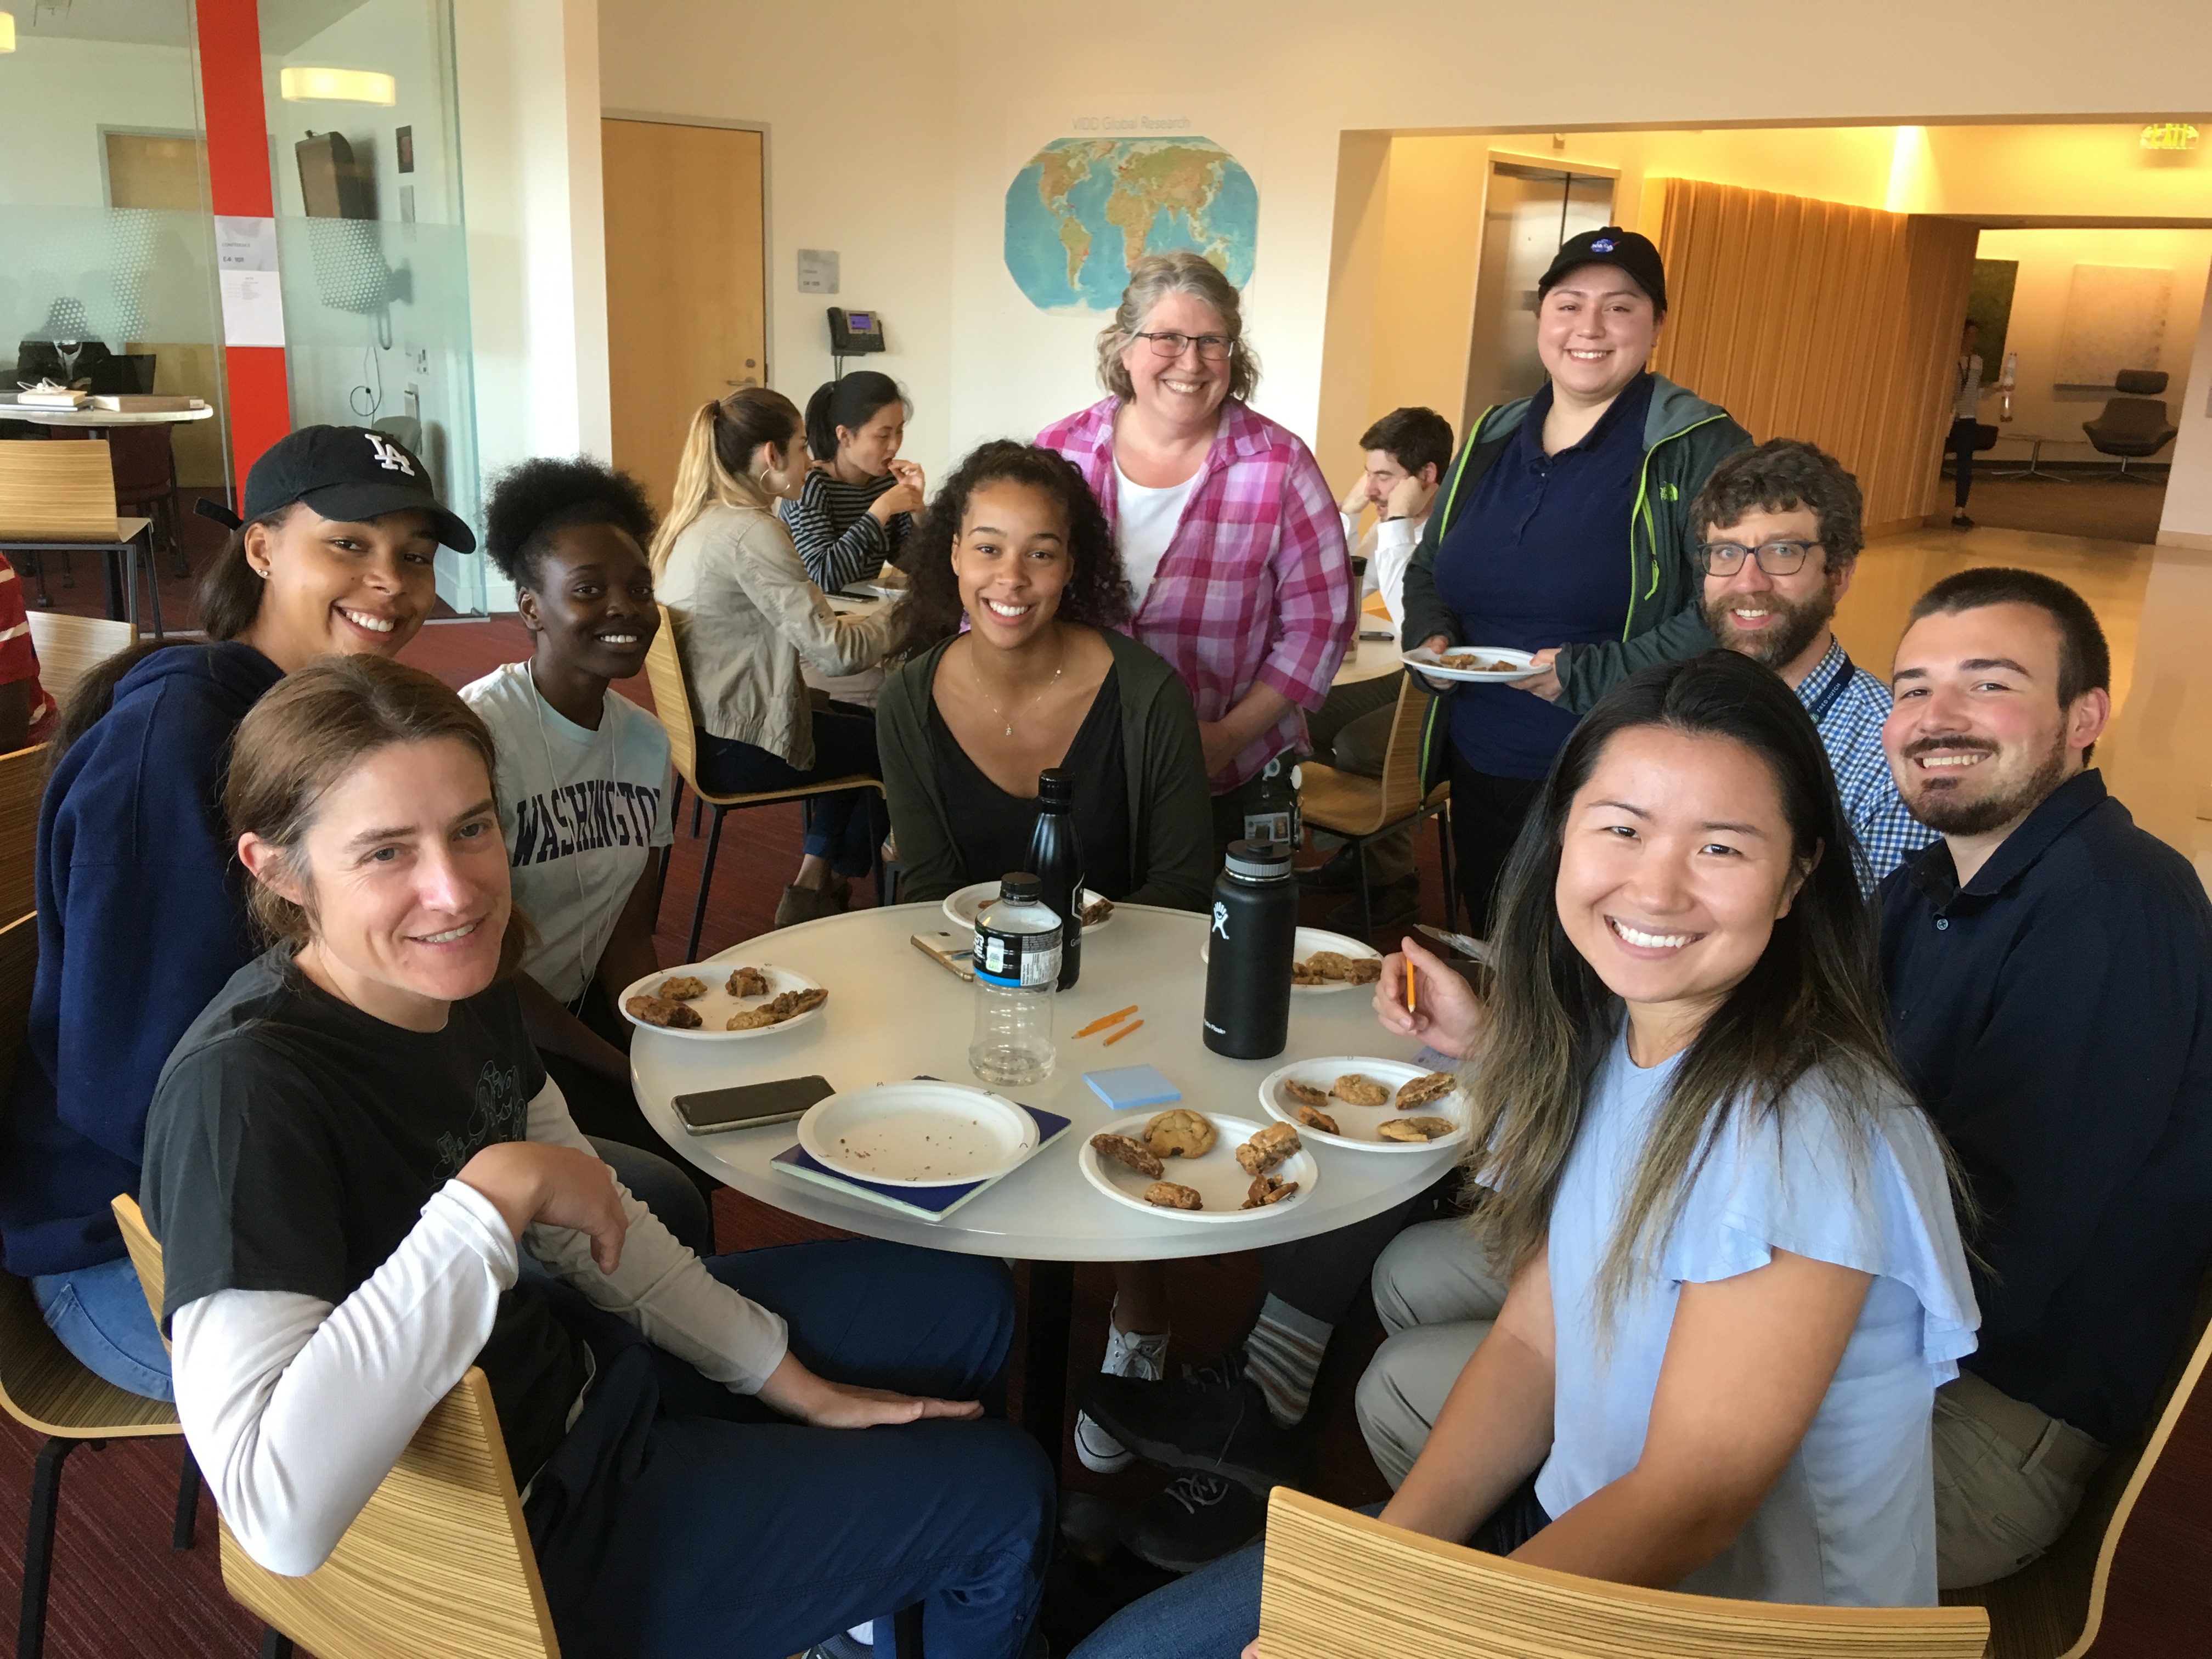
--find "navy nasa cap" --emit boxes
[1536,227,1668,315]
[240,425,476,552]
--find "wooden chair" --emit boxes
[1296,678,1456,939]
[1941,1276,2212,1657]
[25,610,136,712]
[112,1194,564,1659]
[644,606,887,960]
[1,743,47,922]
[0,914,196,1659]
[0,439,164,636]
[1257,1487,1988,1658]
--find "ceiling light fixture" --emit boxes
[280,66,397,105]
[2140,122,2200,152]
[0,13,16,52]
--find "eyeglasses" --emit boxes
[1130,330,1235,362]
[1692,540,1820,577]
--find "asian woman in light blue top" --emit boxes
[1070,651,1977,1658]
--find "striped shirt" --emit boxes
[1795,639,1938,893]
[1037,397,1351,793]
[776,467,911,593]
[0,556,57,743]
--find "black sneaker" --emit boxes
[1951,511,1975,530]
[1074,1359,1307,1494]
[1124,1473,1267,1573]
[1295,844,1359,893]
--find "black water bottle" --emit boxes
[1202,839,1297,1059]
[1025,768,1086,991]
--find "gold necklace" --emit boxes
[969,643,1064,737]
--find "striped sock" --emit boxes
[1243,1295,1331,1427]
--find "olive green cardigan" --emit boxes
[877,628,1215,912]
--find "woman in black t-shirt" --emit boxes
[877,441,1215,912]
[142,655,1051,1659]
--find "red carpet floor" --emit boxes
[5,603,1446,1655]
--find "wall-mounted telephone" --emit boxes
[827,307,886,354]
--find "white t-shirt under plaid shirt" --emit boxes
[1795,640,1938,893]
[461,661,675,1002]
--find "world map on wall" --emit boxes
[1004,137,1258,314]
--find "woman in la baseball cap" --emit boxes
[2,426,708,1404]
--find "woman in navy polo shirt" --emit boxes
[1400,228,1750,934]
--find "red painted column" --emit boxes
[195,0,291,495]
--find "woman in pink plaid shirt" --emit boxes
[1039,252,1352,1485]
[1037,253,1351,858]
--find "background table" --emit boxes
[631,902,1457,1444]
[12,406,216,431]
[1333,631,1404,686]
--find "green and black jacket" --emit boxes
[1399,375,1752,720]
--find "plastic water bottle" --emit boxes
[1025,768,1086,991]
[969,872,1062,1085]
[1202,839,1297,1059]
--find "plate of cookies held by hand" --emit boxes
[618,962,830,1041]
[1257,1057,1468,1153]
[1080,1110,1318,1223]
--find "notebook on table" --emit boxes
[771,1101,1071,1222]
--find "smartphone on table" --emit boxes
[672,1075,835,1135]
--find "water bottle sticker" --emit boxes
[1244,810,1293,845]
[1211,901,1229,939]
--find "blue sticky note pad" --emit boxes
[1084,1064,1181,1110]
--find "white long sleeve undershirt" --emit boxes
[171,1076,787,1577]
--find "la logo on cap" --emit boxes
[365,433,416,476]
[1590,238,1615,252]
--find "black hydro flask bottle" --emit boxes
[1025,768,1086,990]
[1201,839,1298,1059]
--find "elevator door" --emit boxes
[1462,165,1615,437]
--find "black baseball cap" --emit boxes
[1537,227,1667,314]
[240,425,476,552]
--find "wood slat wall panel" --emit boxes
[1650,180,1977,536]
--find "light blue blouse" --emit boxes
[1532,1029,1978,1607]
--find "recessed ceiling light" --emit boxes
[280,66,397,105]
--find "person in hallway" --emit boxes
[878,441,1214,912]
[1301,406,1456,932]
[1400,226,1751,936]
[1073,652,1977,1658]
[1694,438,1936,889]
[1035,250,1350,1476]
[144,654,1054,1659]
[0,551,57,750]
[461,455,717,1242]
[781,371,924,595]
[652,388,902,928]
[1037,250,1350,862]
[1946,320,1984,531]
[1877,567,2212,1585]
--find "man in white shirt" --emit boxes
[1303,407,1453,928]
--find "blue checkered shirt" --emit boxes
[1796,641,1939,894]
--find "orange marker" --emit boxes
[1103,1019,1144,1047]
[1074,1005,1139,1039]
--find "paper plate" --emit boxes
[1200,927,1381,994]
[617,962,827,1042]
[1079,1111,1318,1225]
[1257,1057,1469,1154]
[797,1082,1038,1187]
[1401,645,1541,684]
[942,881,1114,934]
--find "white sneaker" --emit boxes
[1075,1317,1169,1474]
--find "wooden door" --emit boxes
[601,120,766,523]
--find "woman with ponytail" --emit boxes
[781,370,922,594]
[653,388,902,926]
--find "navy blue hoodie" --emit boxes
[0,641,285,1277]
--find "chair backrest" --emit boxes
[1257,1488,1989,1659]
[0,743,47,923]
[644,603,701,788]
[1373,677,1435,826]
[2086,398,2175,437]
[0,439,122,541]
[25,609,136,710]
[2114,369,2168,396]
[109,1194,562,1659]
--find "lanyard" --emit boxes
[1807,651,1855,725]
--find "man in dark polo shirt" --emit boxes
[1880,566,2212,1588]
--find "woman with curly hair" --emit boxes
[459,455,715,1244]
[877,441,1212,911]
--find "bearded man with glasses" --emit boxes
[1691,438,1936,889]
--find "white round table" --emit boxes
[1332,631,1404,687]
[13,405,215,430]
[630,901,1457,1445]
